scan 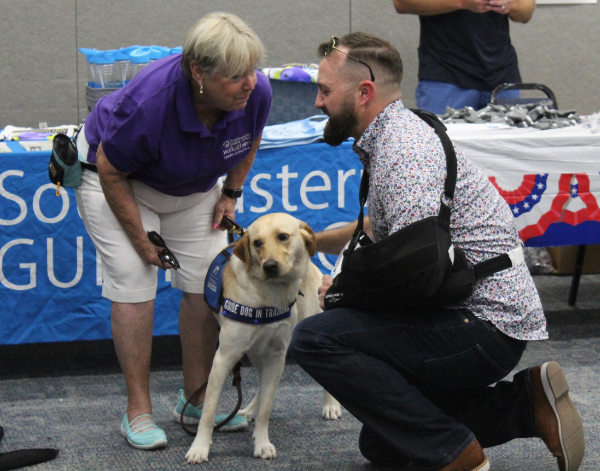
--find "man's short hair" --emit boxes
[181,12,265,79]
[318,32,403,85]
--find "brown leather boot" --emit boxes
[530,361,585,471]
[437,439,489,471]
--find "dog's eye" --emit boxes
[253,240,262,248]
[277,233,289,241]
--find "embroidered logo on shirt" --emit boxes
[222,133,252,159]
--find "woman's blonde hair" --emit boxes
[181,12,265,79]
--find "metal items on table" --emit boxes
[439,103,580,129]
[439,82,580,129]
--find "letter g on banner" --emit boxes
[0,239,36,290]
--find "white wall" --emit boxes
[1,0,599,127]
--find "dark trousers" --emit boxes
[290,307,537,470]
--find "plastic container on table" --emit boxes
[149,46,171,62]
[79,48,101,88]
[90,52,116,89]
[113,49,131,87]
[128,47,152,79]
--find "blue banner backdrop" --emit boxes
[0,141,363,345]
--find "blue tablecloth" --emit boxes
[0,141,362,345]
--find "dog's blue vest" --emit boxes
[204,245,233,315]
[204,245,294,325]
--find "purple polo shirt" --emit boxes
[84,54,272,196]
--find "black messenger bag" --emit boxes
[323,109,519,312]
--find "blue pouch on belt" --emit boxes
[48,133,82,190]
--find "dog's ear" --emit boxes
[299,221,317,257]
[233,232,252,272]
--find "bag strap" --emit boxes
[411,109,458,232]
[353,108,457,238]
[474,246,524,280]
[411,109,457,201]
[72,124,83,150]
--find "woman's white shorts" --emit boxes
[74,164,227,304]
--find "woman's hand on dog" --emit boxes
[318,275,333,310]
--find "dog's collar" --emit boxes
[221,298,295,325]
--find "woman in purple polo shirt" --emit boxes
[74,13,271,450]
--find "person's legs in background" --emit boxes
[416,80,521,114]
[290,307,532,470]
[416,80,483,114]
[479,89,521,110]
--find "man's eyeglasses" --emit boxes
[147,231,180,270]
[324,36,375,82]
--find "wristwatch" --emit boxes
[222,187,243,199]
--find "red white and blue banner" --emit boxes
[449,123,600,248]
[490,173,600,247]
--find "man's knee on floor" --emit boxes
[290,310,354,365]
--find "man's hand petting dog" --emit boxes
[318,274,333,310]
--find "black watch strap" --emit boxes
[222,187,243,199]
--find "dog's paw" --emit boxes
[254,442,277,459]
[185,444,211,464]
[322,404,342,420]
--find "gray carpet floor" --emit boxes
[1,274,599,470]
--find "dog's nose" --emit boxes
[262,260,279,277]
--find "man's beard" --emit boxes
[322,97,358,147]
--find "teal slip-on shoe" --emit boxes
[120,413,167,450]
[172,389,248,432]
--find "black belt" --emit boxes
[81,162,98,173]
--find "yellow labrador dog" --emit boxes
[186,213,341,464]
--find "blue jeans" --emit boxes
[416,80,521,115]
[290,307,535,470]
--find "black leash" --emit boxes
[180,361,244,435]
[180,216,246,436]
[221,215,245,242]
